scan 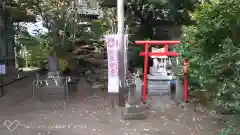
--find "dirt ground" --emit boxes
[0,74,229,135]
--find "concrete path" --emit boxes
[0,74,226,135]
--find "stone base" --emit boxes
[147,89,170,96]
[123,103,148,120]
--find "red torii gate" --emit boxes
[135,40,188,104]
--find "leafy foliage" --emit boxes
[124,0,202,69]
[11,0,106,68]
[125,0,198,40]
[182,0,240,113]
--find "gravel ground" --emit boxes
[0,74,227,135]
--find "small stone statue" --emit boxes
[153,58,159,69]
[166,58,172,70]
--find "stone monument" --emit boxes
[47,52,60,78]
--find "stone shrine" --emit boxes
[147,47,173,96]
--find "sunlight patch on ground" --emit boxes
[19,67,40,71]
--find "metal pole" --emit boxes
[0,75,4,96]
[117,0,126,107]
[117,0,125,86]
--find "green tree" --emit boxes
[125,0,197,40]
[123,0,200,67]
[182,0,240,113]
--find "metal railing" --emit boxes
[32,74,72,101]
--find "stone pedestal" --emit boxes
[146,57,173,96]
[175,77,184,100]
[123,103,148,120]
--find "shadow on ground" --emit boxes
[0,74,231,135]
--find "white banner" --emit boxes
[105,34,120,93]
[105,34,128,93]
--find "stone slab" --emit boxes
[123,103,148,120]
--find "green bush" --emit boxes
[182,0,240,113]
[28,45,52,68]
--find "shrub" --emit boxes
[182,0,240,113]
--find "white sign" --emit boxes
[105,34,120,93]
[0,64,6,75]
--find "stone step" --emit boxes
[150,72,168,76]
[148,80,170,84]
[147,84,169,88]
[147,74,173,80]
[148,86,169,91]
[147,80,170,92]
[147,85,169,88]
[147,89,169,96]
